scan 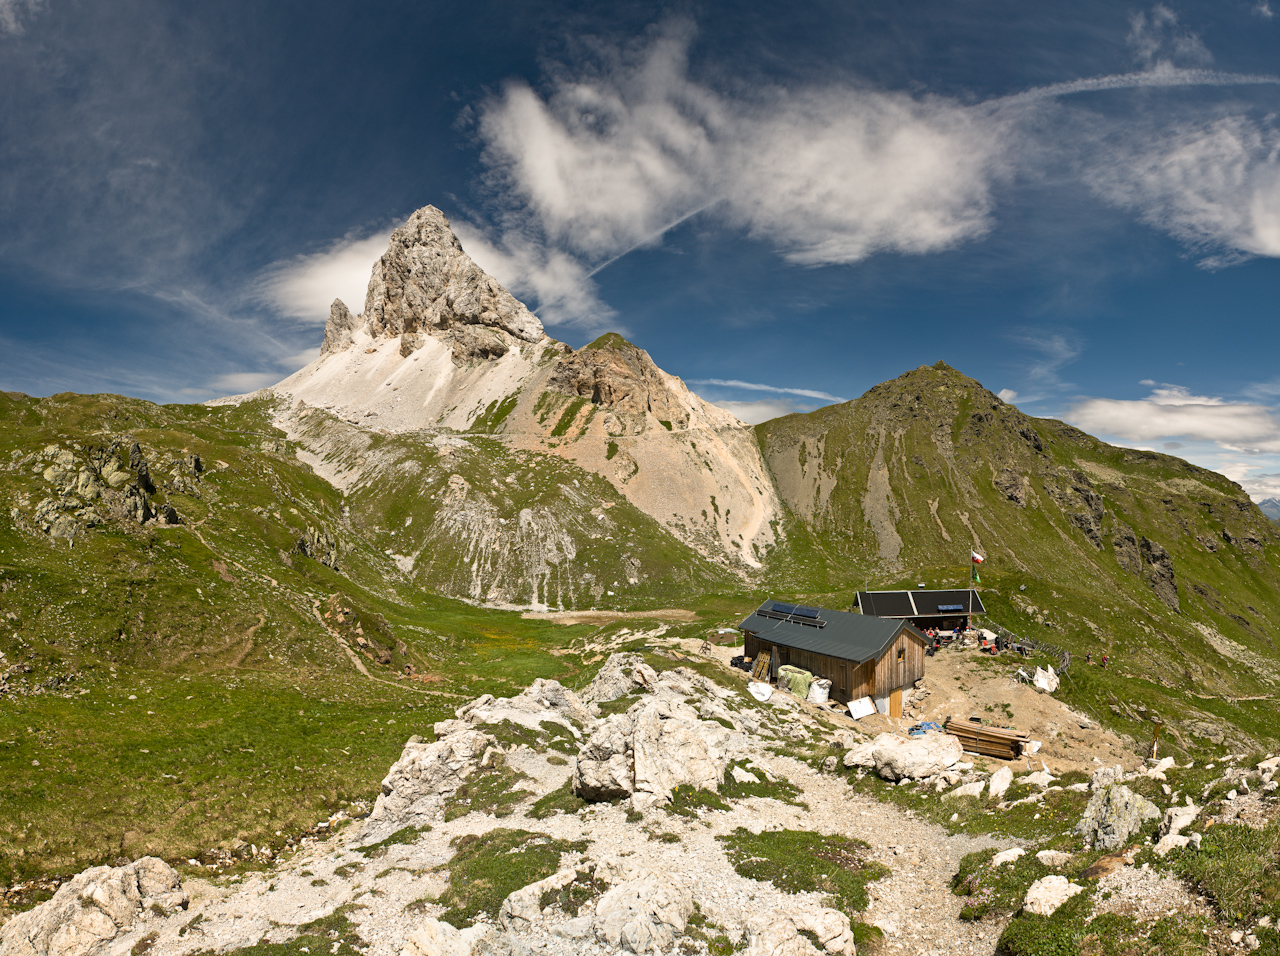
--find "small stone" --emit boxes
[991,848,1024,867]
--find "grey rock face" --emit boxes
[1075,784,1160,850]
[0,857,186,956]
[360,206,543,355]
[1140,536,1180,611]
[322,299,358,354]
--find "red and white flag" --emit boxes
[971,550,985,564]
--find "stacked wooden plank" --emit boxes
[945,716,1031,760]
[750,650,772,682]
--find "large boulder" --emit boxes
[1075,784,1160,851]
[401,918,529,956]
[0,857,186,956]
[742,908,856,956]
[988,765,1014,799]
[1022,876,1084,917]
[581,653,658,704]
[572,697,733,809]
[370,729,491,821]
[499,869,579,932]
[868,732,964,781]
[593,874,694,953]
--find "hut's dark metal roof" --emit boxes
[737,601,922,663]
[855,589,986,618]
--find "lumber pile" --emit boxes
[945,716,1032,760]
[750,650,772,682]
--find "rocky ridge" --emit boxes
[6,650,1274,956]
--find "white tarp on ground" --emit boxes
[1033,665,1060,693]
[747,682,773,701]
[848,696,876,719]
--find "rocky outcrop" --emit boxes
[1075,784,1160,850]
[547,335,691,431]
[1140,536,1180,611]
[0,857,186,956]
[446,679,593,738]
[572,695,735,809]
[361,206,543,357]
[293,526,339,569]
[593,873,695,953]
[580,653,658,704]
[370,729,492,822]
[322,299,358,355]
[401,918,529,956]
[743,909,858,956]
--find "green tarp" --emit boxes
[776,664,814,698]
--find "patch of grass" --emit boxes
[204,907,365,956]
[540,868,609,913]
[1173,819,1280,926]
[355,825,428,858]
[718,828,889,917]
[606,441,619,461]
[546,754,568,766]
[550,398,588,437]
[332,863,361,879]
[666,786,730,817]
[436,829,586,928]
[719,760,807,808]
[1077,913,1212,956]
[997,889,1095,956]
[528,781,587,820]
[443,757,531,821]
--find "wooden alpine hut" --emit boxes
[737,600,928,717]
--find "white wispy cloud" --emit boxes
[255,230,392,324]
[688,378,846,402]
[1127,5,1212,70]
[468,21,1009,327]
[0,0,42,34]
[463,21,1280,329]
[707,398,812,425]
[1067,384,1280,453]
[1083,114,1280,265]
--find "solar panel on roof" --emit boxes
[768,601,821,619]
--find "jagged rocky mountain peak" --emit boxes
[318,204,544,363]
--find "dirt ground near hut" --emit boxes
[672,636,1145,775]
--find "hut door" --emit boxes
[889,687,903,719]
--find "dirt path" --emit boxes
[521,608,700,624]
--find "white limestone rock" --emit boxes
[593,875,694,953]
[370,729,491,821]
[581,652,658,704]
[1022,875,1084,917]
[988,765,1014,800]
[868,732,963,782]
[0,857,186,956]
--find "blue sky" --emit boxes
[3,0,1280,498]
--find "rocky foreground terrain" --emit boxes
[4,647,1277,956]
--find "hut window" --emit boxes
[897,648,905,662]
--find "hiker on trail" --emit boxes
[1086,651,1092,664]
[1100,654,1108,668]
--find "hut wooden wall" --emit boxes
[743,632,880,704]
[873,630,927,696]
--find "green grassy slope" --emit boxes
[0,390,731,894]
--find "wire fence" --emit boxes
[985,620,1072,674]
